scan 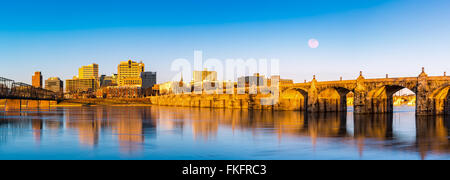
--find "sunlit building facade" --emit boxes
[78,63,99,80]
[66,63,100,93]
[45,77,63,93]
[100,74,118,87]
[66,77,97,93]
[32,71,43,88]
[117,60,145,87]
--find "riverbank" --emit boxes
[1,97,416,108]
[56,98,152,107]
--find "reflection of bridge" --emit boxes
[281,68,450,115]
[0,77,58,111]
[150,106,450,159]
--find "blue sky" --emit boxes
[0,0,449,84]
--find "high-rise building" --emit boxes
[141,72,157,90]
[66,63,99,93]
[78,63,99,80]
[193,69,217,83]
[45,77,64,93]
[117,60,145,87]
[32,71,43,88]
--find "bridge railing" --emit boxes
[0,77,15,98]
[0,76,57,100]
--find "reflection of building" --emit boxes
[416,115,450,160]
[78,63,99,80]
[65,108,101,147]
[32,71,43,88]
[111,108,154,155]
[116,114,143,154]
[45,77,63,93]
[32,119,43,143]
[118,60,145,87]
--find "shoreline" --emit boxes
[55,98,153,107]
[0,98,416,108]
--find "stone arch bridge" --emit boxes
[280,68,450,115]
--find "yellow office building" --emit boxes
[79,63,99,80]
[118,60,145,87]
[66,63,99,93]
[66,77,97,93]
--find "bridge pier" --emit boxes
[2,99,57,111]
[369,98,390,113]
[5,99,22,111]
[39,100,50,109]
[307,77,319,113]
[21,99,29,109]
[354,72,369,114]
[26,100,40,109]
[416,68,434,116]
[446,93,450,115]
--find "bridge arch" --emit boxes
[366,85,416,113]
[280,88,308,111]
[317,87,351,112]
[429,84,450,115]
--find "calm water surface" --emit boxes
[0,106,449,160]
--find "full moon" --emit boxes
[308,39,319,48]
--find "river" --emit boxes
[0,106,449,160]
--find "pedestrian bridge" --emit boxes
[0,77,58,111]
[281,68,450,115]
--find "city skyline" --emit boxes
[1,0,449,85]
[1,0,449,162]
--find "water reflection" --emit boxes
[416,115,450,159]
[64,107,156,154]
[0,106,449,159]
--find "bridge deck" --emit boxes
[288,76,449,87]
[0,76,57,100]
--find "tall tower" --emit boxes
[32,71,43,88]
